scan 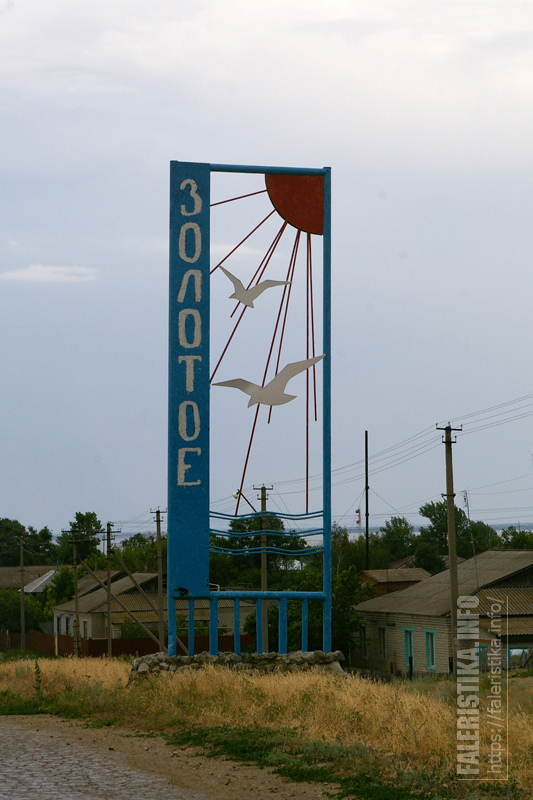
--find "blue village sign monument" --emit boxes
[167,161,332,656]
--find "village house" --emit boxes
[0,565,58,592]
[359,568,430,597]
[354,549,533,677]
[53,573,255,640]
[76,570,123,597]
[53,573,159,639]
[391,554,466,569]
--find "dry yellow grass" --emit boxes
[0,654,129,696]
[2,658,533,792]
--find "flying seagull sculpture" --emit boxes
[219,265,290,308]
[213,355,325,407]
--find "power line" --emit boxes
[447,390,533,426]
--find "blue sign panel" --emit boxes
[167,161,332,658]
[168,161,210,597]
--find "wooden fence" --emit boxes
[0,629,255,657]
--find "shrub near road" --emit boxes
[0,656,532,799]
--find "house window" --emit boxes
[425,631,437,671]
[360,625,367,657]
[379,628,386,659]
[477,644,488,671]
[56,616,62,635]
[82,621,88,639]
[65,617,71,635]
[403,628,415,667]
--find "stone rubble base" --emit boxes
[129,650,346,681]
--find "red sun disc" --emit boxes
[265,173,324,235]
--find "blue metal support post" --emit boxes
[322,167,332,652]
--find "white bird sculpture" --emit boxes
[219,265,290,308]
[213,355,325,407]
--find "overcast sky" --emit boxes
[2,1,533,541]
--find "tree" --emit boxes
[331,565,366,658]
[56,512,103,563]
[307,523,363,574]
[83,550,107,570]
[467,520,497,554]
[25,526,58,565]
[418,500,496,560]
[377,517,415,563]
[118,533,166,573]
[224,514,287,571]
[0,519,59,567]
[418,501,466,555]
[414,539,446,575]
[120,617,151,638]
[210,514,312,589]
[0,589,43,632]
[40,566,76,620]
[209,550,241,589]
[46,566,75,606]
[0,518,26,566]
[243,564,365,658]
[500,526,533,550]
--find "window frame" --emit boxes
[378,627,386,659]
[359,625,367,657]
[423,628,438,671]
[476,643,488,671]
[402,627,415,667]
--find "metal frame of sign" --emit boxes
[167,162,331,656]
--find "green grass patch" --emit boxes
[0,681,109,721]
[165,725,435,799]
[163,724,526,800]
[0,689,48,715]
[85,717,119,728]
[0,649,46,662]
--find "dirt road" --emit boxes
[0,715,335,800]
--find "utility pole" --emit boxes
[71,530,81,657]
[105,522,120,657]
[63,524,108,656]
[151,508,167,652]
[254,484,272,654]
[365,430,369,570]
[20,537,25,650]
[107,522,112,658]
[463,490,479,589]
[234,487,271,652]
[437,424,462,674]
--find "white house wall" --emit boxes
[356,611,451,676]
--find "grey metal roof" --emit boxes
[476,587,533,617]
[355,550,533,616]
[503,618,533,636]
[361,568,430,583]
[108,597,255,624]
[77,570,122,596]
[96,572,157,596]
[53,573,158,613]
[92,592,161,614]
[23,569,56,593]
[0,565,57,591]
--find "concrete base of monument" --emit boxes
[128,650,346,681]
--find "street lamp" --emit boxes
[232,490,257,513]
